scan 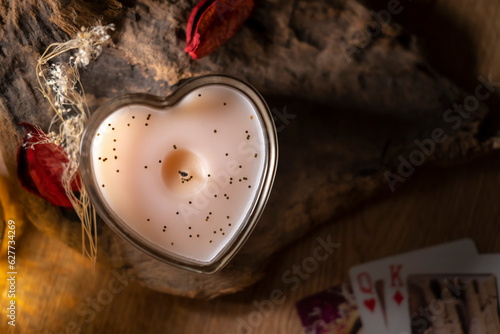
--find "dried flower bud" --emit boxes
[185,0,254,59]
[17,123,80,207]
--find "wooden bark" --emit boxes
[0,0,498,298]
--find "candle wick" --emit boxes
[178,170,193,183]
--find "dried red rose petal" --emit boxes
[17,122,80,208]
[185,0,255,59]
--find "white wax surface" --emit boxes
[91,85,266,263]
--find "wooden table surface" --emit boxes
[1,149,500,333]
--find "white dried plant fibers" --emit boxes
[34,24,115,270]
[91,86,266,263]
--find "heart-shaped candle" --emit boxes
[80,75,278,273]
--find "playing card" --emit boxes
[408,272,500,333]
[295,283,364,334]
[401,254,500,334]
[349,239,477,334]
[374,279,387,327]
[385,249,500,334]
[383,250,480,333]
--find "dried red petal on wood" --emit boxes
[185,0,255,59]
[16,122,80,208]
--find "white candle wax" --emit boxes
[91,85,266,263]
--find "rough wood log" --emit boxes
[0,0,498,298]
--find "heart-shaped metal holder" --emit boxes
[80,75,278,274]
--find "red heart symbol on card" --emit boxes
[363,298,376,312]
[80,75,278,274]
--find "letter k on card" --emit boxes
[390,264,404,306]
